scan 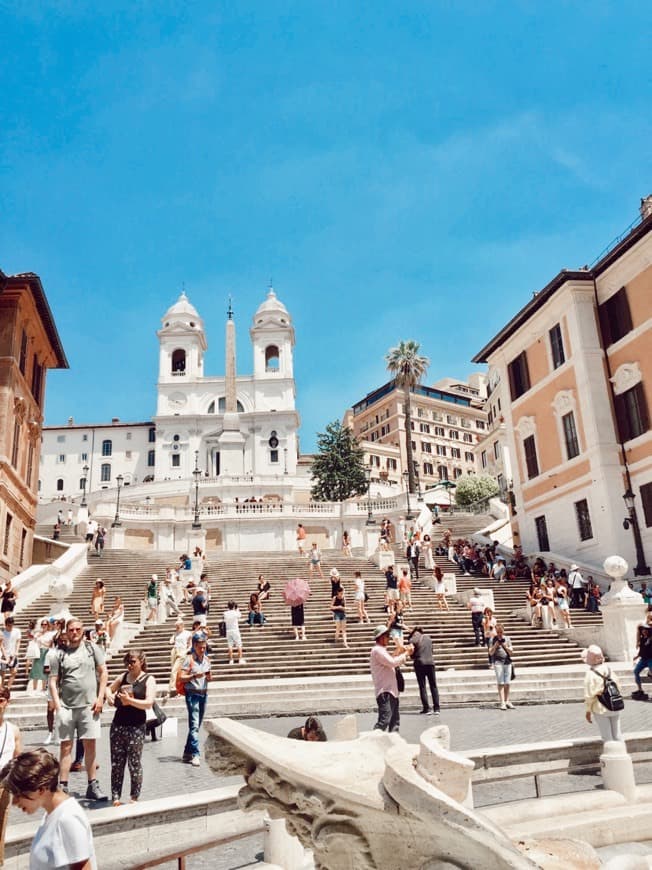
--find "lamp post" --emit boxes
[192,451,202,530]
[403,470,414,521]
[81,464,89,507]
[365,467,375,526]
[112,474,124,527]
[414,461,423,502]
[623,488,650,576]
[283,447,288,475]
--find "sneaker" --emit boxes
[190,756,200,767]
[505,701,515,709]
[500,702,507,711]
[419,709,430,715]
[426,710,435,716]
[44,732,53,745]
[86,780,108,802]
[433,711,441,717]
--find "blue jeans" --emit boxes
[634,658,652,689]
[184,692,207,758]
[374,692,400,732]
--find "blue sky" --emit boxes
[2,1,651,452]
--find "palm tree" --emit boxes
[385,340,430,494]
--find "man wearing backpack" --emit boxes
[582,644,624,742]
[49,617,108,799]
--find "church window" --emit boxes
[102,440,112,457]
[214,397,244,413]
[173,434,180,442]
[101,463,111,482]
[147,450,155,467]
[56,478,64,491]
[149,428,156,443]
[265,345,280,371]
[171,454,180,468]
[270,450,279,463]
[171,349,186,374]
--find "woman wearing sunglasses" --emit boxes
[105,650,155,806]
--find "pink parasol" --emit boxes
[282,578,312,607]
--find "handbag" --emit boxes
[146,701,167,728]
[395,667,405,693]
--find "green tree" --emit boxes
[310,421,369,502]
[454,474,500,508]
[385,339,430,494]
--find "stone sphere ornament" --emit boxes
[601,554,641,604]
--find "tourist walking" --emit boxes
[29,619,54,694]
[569,564,586,609]
[308,543,324,579]
[422,535,434,571]
[407,627,440,716]
[48,617,108,800]
[408,540,420,580]
[433,566,449,611]
[1,617,21,691]
[291,603,306,641]
[145,575,158,623]
[342,530,352,557]
[1,581,17,617]
[224,600,246,664]
[633,612,652,699]
[107,596,125,644]
[296,523,307,555]
[90,580,105,620]
[354,571,370,623]
[94,526,106,558]
[169,618,191,694]
[0,748,97,869]
[180,633,212,767]
[488,624,514,710]
[468,588,485,646]
[331,588,349,648]
[370,625,408,732]
[482,607,497,665]
[398,568,412,609]
[105,650,155,806]
[385,565,399,608]
[582,644,624,742]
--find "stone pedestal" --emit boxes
[109,525,126,549]
[599,555,646,663]
[371,549,394,571]
[600,740,636,802]
[458,588,495,611]
[264,816,314,870]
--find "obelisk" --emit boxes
[218,297,245,475]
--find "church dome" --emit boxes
[252,288,291,327]
[161,292,204,330]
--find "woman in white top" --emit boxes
[1,748,96,870]
[223,601,246,664]
[422,535,434,571]
[353,571,370,624]
[583,644,623,742]
[0,687,21,770]
[107,597,125,642]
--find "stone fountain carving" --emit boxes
[204,718,601,869]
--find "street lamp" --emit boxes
[623,488,650,576]
[112,474,124,527]
[192,451,202,530]
[413,461,423,502]
[81,464,89,507]
[403,470,414,521]
[283,447,288,475]
[365,467,375,526]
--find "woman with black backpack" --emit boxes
[582,644,624,742]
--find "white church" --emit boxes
[40,289,383,552]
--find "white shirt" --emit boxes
[30,797,97,870]
[223,609,241,631]
[0,720,16,769]
[2,627,21,658]
[170,629,191,654]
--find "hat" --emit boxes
[374,624,390,640]
[581,644,604,666]
[473,588,481,596]
[570,564,579,571]
[330,568,340,577]
[192,632,206,643]
[151,573,158,581]
[95,620,104,626]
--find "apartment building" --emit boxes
[0,270,67,582]
[345,375,488,490]
[473,197,652,574]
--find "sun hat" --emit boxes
[374,624,390,640]
[570,564,579,571]
[330,568,340,577]
[95,619,104,626]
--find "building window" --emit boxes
[26,444,34,487]
[599,287,632,348]
[641,482,652,528]
[465,451,474,462]
[423,461,434,475]
[411,441,416,451]
[523,435,539,479]
[19,528,26,566]
[101,463,111,482]
[81,452,88,462]
[56,434,65,443]
[31,357,43,406]
[476,420,485,430]
[562,411,580,460]
[380,424,390,436]
[508,351,531,401]
[575,499,593,541]
[549,323,565,369]
[481,451,487,468]
[79,478,86,490]
[102,440,112,457]
[432,412,443,422]
[434,426,445,437]
[463,433,473,443]
[449,430,459,440]
[493,441,500,460]
[453,467,462,479]
[56,478,64,491]
[125,451,132,459]
[126,432,132,441]
[3,514,12,556]
[19,330,27,375]
[171,454,181,468]
[270,449,279,463]
[11,421,20,467]
[147,450,155,467]
[437,465,448,481]
[149,428,156,443]
[421,442,432,453]
[535,515,550,551]
[387,458,397,471]
[265,345,280,371]
[446,415,457,425]
[614,383,649,442]
[419,423,430,434]
[171,348,186,373]
[436,445,447,457]
[82,434,88,442]
[57,454,65,464]
[451,447,461,459]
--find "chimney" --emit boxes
[112,417,120,424]
[640,196,652,221]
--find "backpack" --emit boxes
[592,667,624,712]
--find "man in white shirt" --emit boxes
[370,625,408,732]
[569,564,586,609]
[1,617,21,690]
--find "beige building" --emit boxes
[0,270,67,583]
[473,197,652,575]
[345,375,487,492]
